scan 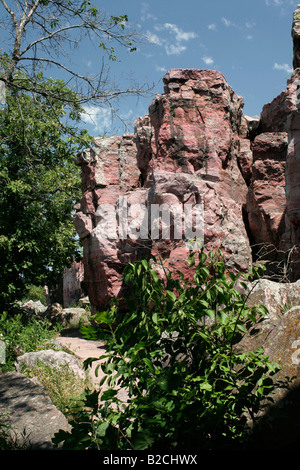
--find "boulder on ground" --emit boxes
[15,349,86,380]
[0,371,70,449]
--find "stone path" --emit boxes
[57,332,107,388]
[57,331,128,402]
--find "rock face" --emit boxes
[74,69,254,311]
[250,68,300,280]
[74,8,300,311]
[292,4,300,70]
[62,259,84,307]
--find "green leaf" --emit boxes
[200,382,213,391]
[150,269,159,283]
[166,290,176,302]
[101,389,118,401]
[143,357,155,374]
[96,421,110,437]
[141,259,149,270]
[131,431,154,450]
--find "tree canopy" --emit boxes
[0,72,91,310]
[0,1,147,311]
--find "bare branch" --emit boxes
[0,0,17,25]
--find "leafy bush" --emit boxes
[53,248,287,450]
[22,285,47,305]
[0,312,60,372]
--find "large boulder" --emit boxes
[242,278,300,391]
[0,372,70,449]
[15,349,87,380]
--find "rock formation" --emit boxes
[74,9,300,312]
[292,4,300,70]
[74,69,255,311]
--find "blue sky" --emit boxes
[78,0,297,136]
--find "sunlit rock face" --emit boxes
[249,67,300,280]
[74,9,300,310]
[74,69,254,310]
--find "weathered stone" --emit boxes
[63,259,84,308]
[247,278,300,323]
[74,69,253,311]
[15,349,87,380]
[0,372,70,449]
[292,4,300,69]
[44,305,89,329]
[246,132,287,248]
[73,9,300,311]
[20,300,47,316]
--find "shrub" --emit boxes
[0,312,60,372]
[53,248,287,450]
[22,284,47,305]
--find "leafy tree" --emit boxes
[53,249,289,451]
[0,1,148,310]
[0,71,91,310]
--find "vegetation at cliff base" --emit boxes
[53,249,288,451]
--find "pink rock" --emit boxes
[74,69,253,310]
[246,132,287,248]
[74,45,300,308]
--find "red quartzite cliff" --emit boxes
[73,8,300,312]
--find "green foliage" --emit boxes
[22,285,47,305]
[0,69,92,311]
[0,312,60,373]
[53,249,287,450]
[20,361,90,420]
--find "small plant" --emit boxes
[20,361,90,420]
[280,301,294,314]
[53,248,288,450]
[0,417,31,450]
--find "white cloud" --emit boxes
[245,20,256,29]
[145,31,162,45]
[163,22,197,42]
[273,62,293,73]
[148,22,197,56]
[141,2,157,22]
[156,65,167,73]
[81,106,113,132]
[202,56,214,65]
[265,0,294,5]
[208,23,217,31]
[166,44,186,56]
[222,17,234,27]
[265,0,283,5]
[246,34,253,40]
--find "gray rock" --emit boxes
[0,372,70,449]
[46,305,90,329]
[247,278,300,323]
[58,307,89,329]
[15,349,86,380]
[21,300,47,315]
